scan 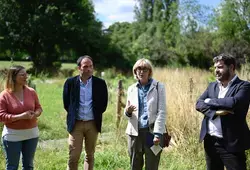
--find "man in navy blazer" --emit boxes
[196,53,250,170]
[63,55,108,170]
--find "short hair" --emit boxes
[77,55,93,67]
[213,53,236,70]
[132,58,153,79]
[5,65,25,91]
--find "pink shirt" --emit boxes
[0,86,42,129]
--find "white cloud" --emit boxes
[93,0,136,28]
[92,0,221,28]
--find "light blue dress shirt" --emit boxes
[76,77,94,121]
[137,79,152,129]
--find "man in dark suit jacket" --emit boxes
[196,53,250,170]
[63,55,108,170]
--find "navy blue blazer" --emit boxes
[63,75,108,133]
[196,77,250,152]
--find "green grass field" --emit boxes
[1,76,193,170]
[0,61,250,169]
[0,61,76,70]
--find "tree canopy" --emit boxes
[0,0,127,73]
[107,0,250,69]
[1,0,250,73]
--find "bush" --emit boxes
[59,68,75,77]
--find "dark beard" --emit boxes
[218,69,230,82]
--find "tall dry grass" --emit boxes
[154,67,211,144]
[154,66,250,146]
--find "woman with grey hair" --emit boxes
[124,58,167,170]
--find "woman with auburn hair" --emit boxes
[124,58,167,170]
[0,65,42,170]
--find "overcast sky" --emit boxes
[93,0,221,28]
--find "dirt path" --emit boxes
[37,132,114,149]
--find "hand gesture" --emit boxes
[20,111,35,119]
[153,136,160,145]
[126,100,137,115]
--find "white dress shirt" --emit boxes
[207,75,237,138]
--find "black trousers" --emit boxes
[204,134,246,170]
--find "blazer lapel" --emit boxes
[214,82,219,98]
[76,76,80,101]
[148,80,157,94]
[224,77,240,97]
[130,84,139,117]
[91,76,96,98]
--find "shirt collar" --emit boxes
[136,78,152,87]
[79,76,92,85]
[217,74,237,87]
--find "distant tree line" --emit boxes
[106,0,250,69]
[0,0,250,74]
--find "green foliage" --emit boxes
[216,0,250,40]
[0,0,110,74]
[108,0,181,67]
[105,22,136,67]
[59,68,75,78]
[1,0,250,72]
[213,0,250,65]
[106,0,221,69]
[106,0,250,70]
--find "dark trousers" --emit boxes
[128,128,162,170]
[204,134,246,170]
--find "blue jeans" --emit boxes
[2,137,39,170]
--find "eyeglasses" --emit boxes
[17,73,28,77]
[136,67,149,72]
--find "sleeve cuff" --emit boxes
[204,98,211,104]
[154,133,162,138]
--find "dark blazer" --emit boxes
[63,75,108,133]
[196,77,250,152]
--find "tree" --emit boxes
[172,0,217,68]
[133,0,180,65]
[216,0,250,40]
[214,0,250,64]
[0,0,102,74]
[105,22,136,67]
[135,0,154,22]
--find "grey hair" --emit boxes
[132,58,153,79]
